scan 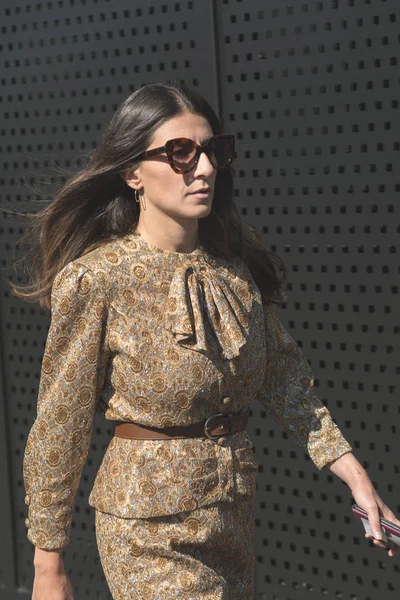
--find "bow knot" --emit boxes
[164,260,254,360]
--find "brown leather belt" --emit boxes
[114,413,249,440]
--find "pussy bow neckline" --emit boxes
[126,232,255,361]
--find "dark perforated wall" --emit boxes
[0,1,399,598]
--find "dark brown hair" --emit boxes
[8,79,287,311]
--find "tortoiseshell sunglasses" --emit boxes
[131,133,236,174]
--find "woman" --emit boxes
[13,80,400,600]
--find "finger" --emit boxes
[366,535,388,549]
[377,501,400,527]
[383,512,400,528]
[365,505,384,540]
[380,506,400,526]
[372,538,388,549]
[365,534,385,549]
[389,545,400,554]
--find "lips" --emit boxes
[190,188,211,194]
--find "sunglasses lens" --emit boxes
[207,137,233,169]
[171,137,234,172]
[171,140,197,170]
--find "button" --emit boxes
[25,518,30,528]
[24,494,30,505]
[222,397,231,405]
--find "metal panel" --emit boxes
[1,0,399,598]
[214,0,400,598]
[0,1,219,597]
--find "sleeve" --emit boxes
[257,299,353,470]
[22,261,110,550]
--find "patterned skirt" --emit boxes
[94,492,256,600]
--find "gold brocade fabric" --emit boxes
[94,493,256,599]
[22,226,352,551]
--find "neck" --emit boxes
[134,219,199,254]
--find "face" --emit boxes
[122,112,217,223]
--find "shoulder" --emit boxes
[50,262,108,317]
[56,236,133,278]
[72,236,132,274]
[52,235,141,304]
[51,240,118,301]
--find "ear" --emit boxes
[120,165,142,190]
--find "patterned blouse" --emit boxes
[22,225,353,550]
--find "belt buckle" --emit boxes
[204,413,231,439]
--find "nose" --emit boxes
[193,149,216,175]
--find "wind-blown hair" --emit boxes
[8,79,287,311]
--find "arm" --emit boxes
[245,205,351,467]
[23,262,110,558]
[326,451,369,488]
[257,299,353,469]
[258,299,400,557]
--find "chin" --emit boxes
[195,204,212,217]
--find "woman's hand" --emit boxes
[351,483,400,558]
[327,452,400,558]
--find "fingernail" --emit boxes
[373,531,383,540]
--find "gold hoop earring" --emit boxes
[135,188,146,210]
